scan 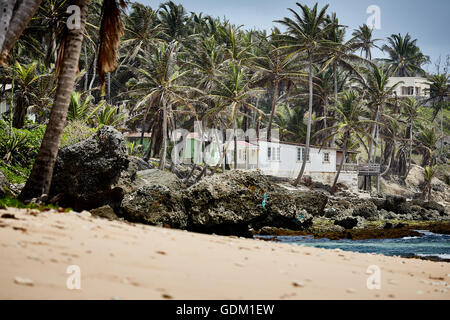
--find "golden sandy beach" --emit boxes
[0,208,449,300]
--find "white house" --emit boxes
[256,140,360,190]
[388,77,430,99]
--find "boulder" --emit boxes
[122,185,187,229]
[50,126,129,211]
[352,201,379,220]
[184,170,274,235]
[121,170,188,229]
[334,216,366,230]
[90,205,119,220]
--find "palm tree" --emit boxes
[0,0,43,66]
[315,91,373,193]
[357,64,402,164]
[275,2,335,186]
[422,166,436,201]
[426,73,449,158]
[416,126,440,167]
[5,61,47,128]
[19,0,126,201]
[207,63,262,171]
[127,41,195,169]
[253,28,303,141]
[382,33,429,77]
[121,3,162,66]
[401,97,423,177]
[351,24,381,60]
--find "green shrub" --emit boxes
[61,120,97,148]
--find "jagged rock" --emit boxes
[411,200,445,216]
[334,216,366,230]
[50,126,129,211]
[121,184,187,229]
[90,205,118,220]
[324,207,339,218]
[352,201,379,220]
[114,157,154,195]
[184,170,273,235]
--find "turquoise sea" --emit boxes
[256,231,450,261]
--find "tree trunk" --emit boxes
[331,62,338,147]
[440,105,444,159]
[158,97,167,170]
[233,117,237,170]
[0,0,43,64]
[267,79,279,141]
[406,119,413,178]
[12,97,26,129]
[19,0,89,201]
[0,0,17,52]
[293,54,313,186]
[332,133,349,194]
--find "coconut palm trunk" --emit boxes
[331,62,338,147]
[0,0,17,51]
[267,79,279,141]
[233,117,238,170]
[158,96,168,170]
[19,0,90,201]
[293,54,313,186]
[332,132,349,193]
[0,0,43,65]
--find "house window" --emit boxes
[297,147,310,162]
[268,147,280,161]
[408,87,414,95]
[323,152,330,163]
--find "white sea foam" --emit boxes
[416,254,450,260]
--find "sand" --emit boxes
[0,208,449,300]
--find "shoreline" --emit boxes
[1,208,449,300]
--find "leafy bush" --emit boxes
[61,120,97,148]
[0,121,46,184]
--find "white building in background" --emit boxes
[256,140,360,190]
[388,77,430,99]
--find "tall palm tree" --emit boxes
[416,126,440,167]
[401,97,423,177]
[357,64,402,163]
[426,73,449,158]
[253,28,303,141]
[382,33,429,77]
[315,91,373,193]
[275,2,335,186]
[19,0,126,201]
[351,24,381,60]
[127,41,195,169]
[0,0,43,66]
[207,63,262,171]
[121,3,162,66]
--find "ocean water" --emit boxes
[256,231,450,261]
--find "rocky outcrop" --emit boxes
[334,216,366,230]
[120,169,188,228]
[183,170,273,236]
[122,184,188,229]
[50,126,129,210]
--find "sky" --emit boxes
[138,0,450,74]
